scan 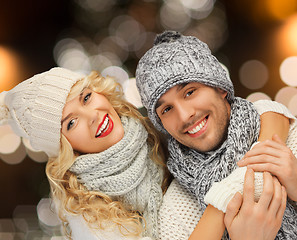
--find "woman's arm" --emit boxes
[188,205,225,240]
[258,112,289,142]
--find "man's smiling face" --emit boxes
[156,82,231,152]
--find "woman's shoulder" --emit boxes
[158,179,203,239]
[162,179,202,215]
[68,214,150,240]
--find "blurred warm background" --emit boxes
[0,0,297,238]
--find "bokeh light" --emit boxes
[265,0,297,21]
[280,56,297,86]
[275,86,297,106]
[239,60,269,90]
[37,199,59,226]
[246,92,271,102]
[0,125,26,165]
[288,94,297,116]
[22,138,48,163]
[182,0,215,20]
[0,47,22,91]
[109,15,145,52]
[101,66,129,92]
[124,78,143,109]
[278,14,297,55]
[160,0,192,31]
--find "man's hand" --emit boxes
[224,168,287,240]
[238,134,297,201]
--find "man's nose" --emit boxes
[175,102,195,123]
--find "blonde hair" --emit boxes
[46,71,170,238]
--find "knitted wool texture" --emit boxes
[168,98,297,239]
[70,116,164,239]
[0,67,83,157]
[135,31,234,133]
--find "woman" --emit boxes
[0,67,287,240]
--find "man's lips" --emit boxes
[95,114,113,138]
[185,116,208,137]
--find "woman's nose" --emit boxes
[81,108,98,126]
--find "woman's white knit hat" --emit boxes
[0,67,83,158]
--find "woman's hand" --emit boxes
[224,168,287,240]
[238,134,297,201]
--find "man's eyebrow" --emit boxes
[177,82,189,91]
[156,99,163,109]
[155,83,189,109]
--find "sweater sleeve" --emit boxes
[253,100,296,124]
[204,167,264,213]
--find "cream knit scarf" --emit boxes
[70,116,163,239]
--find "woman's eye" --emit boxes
[83,92,92,103]
[67,119,75,130]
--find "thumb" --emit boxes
[224,192,243,228]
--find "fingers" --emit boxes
[242,144,284,161]
[243,168,255,205]
[268,177,283,217]
[224,192,243,228]
[276,186,287,219]
[258,172,274,209]
[238,154,281,167]
[240,163,279,177]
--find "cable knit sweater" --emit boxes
[67,100,295,240]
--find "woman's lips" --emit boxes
[95,114,114,138]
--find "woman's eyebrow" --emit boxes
[78,87,87,102]
[61,113,72,125]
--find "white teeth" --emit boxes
[188,118,207,134]
[96,116,109,137]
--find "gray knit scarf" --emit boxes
[70,116,163,239]
[167,97,297,239]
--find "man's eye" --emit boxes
[162,106,172,114]
[83,93,92,103]
[67,119,75,130]
[186,89,194,97]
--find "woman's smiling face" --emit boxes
[61,88,124,154]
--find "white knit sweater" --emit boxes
[68,100,295,240]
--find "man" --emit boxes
[136,31,297,239]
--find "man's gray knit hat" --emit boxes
[136,31,234,133]
[0,67,83,157]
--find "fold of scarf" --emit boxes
[167,97,297,239]
[70,116,163,239]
